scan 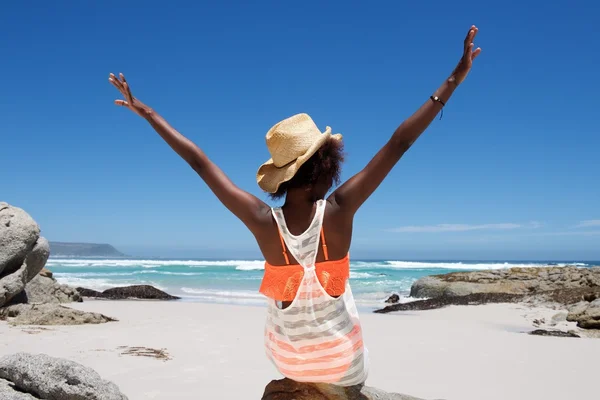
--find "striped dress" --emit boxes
[263,199,369,385]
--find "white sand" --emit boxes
[1,301,598,400]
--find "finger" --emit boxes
[109,76,124,92]
[114,99,129,107]
[109,73,123,85]
[123,82,134,104]
[109,74,125,92]
[109,79,126,95]
[472,47,482,60]
[471,26,479,41]
[464,26,475,46]
[119,73,135,103]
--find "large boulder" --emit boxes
[0,304,115,326]
[0,203,40,275]
[0,353,128,400]
[261,378,427,400]
[410,267,600,299]
[0,203,50,307]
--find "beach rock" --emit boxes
[0,378,38,400]
[410,267,600,300]
[375,292,524,313]
[77,285,180,300]
[385,294,400,304]
[0,353,128,400]
[20,274,82,304]
[567,299,600,329]
[39,268,53,278]
[529,329,580,338]
[566,302,589,319]
[0,203,50,308]
[0,203,40,276]
[0,262,29,308]
[550,312,568,326]
[0,304,115,326]
[77,287,104,297]
[261,378,426,400]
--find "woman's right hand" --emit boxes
[109,73,152,118]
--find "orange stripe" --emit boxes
[270,340,363,366]
[266,325,362,354]
[297,290,325,300]
[276,360,354,379]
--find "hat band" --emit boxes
[272,157,298,169]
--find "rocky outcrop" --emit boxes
[567,299,600,329]
[0,203,50,308]
[0,203,110,326]
[379,266,600,334]
[0,353,128,400]
[0,304,115,326]
[409,266,600,299]
[77,285,180,300]
[20,275,82,304]
[375,292,525,313]
[262,378,427,400]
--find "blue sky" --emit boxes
[1,1,599,260]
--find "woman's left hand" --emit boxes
[450,25,482,86]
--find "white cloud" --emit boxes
[575,220,600,228]
[447,230,600,243]
[389,222,538,233]
[538,230,600,237]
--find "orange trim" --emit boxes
[277,230,290,265]
[320,228,329,261]
[259,253,350,301]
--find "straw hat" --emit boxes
[256,113,342,193]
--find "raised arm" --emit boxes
[330,25,481,215]
[108,73,270,231]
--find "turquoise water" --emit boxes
[46,258,596,309]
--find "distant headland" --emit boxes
[49,242,126,258]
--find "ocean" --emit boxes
[46,258,597,310]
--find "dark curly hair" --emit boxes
[269,138,345,200]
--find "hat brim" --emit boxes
[256,128,342,193]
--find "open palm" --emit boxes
[108,73,149,118]
[452,25,482,85]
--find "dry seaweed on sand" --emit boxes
[117,346,171,361]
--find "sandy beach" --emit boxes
[1,300,598,400]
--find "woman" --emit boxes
[109,25,481,386]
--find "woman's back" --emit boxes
[262,199,369,385]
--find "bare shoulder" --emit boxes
[324,197,353,258]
